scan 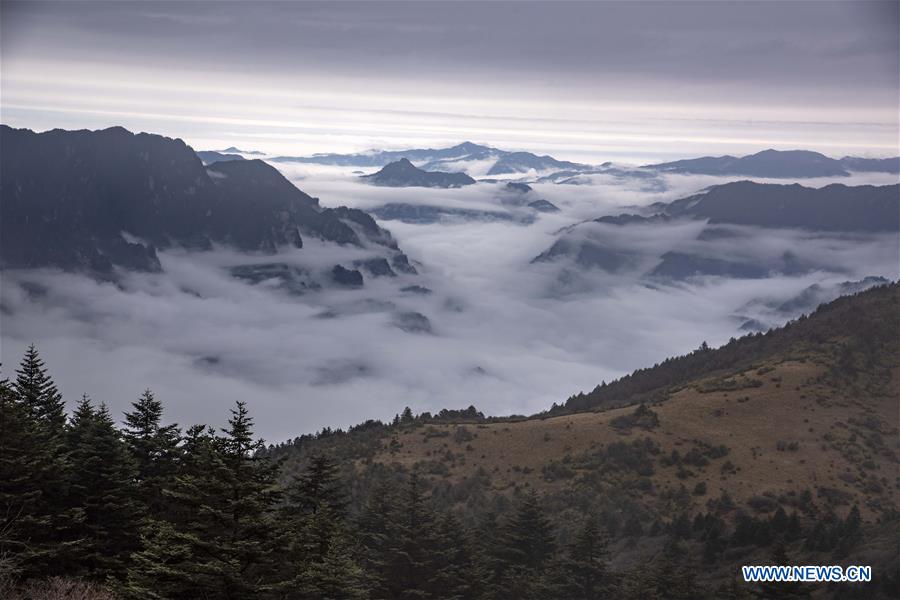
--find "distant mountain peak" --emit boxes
[361,159,476,188]
[644,148,899,177]
[271,142,594,177]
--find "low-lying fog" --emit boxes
[2,165,897,441]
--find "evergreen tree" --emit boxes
[356,480,397,596]
[835,505,862,557]
[285,453,347,519]
[63,397,142,581]
[498,490,556,571]
[275,454,368,599]
[381,472,440,599]
[752,540,813,599]
[3,347,72,579]
[13,345,65,439]
[427,512,485,600]
[289,528,369,600]
[0,376,64,580]
[563,513,610,600]
[485,490,558,600]
[128,402,280,599]
[122,390,181,518]
[641,538,703,600]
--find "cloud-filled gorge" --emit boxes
[2,162,897,441]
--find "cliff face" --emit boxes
[0,125,413,276]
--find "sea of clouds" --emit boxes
[1,165,897,441]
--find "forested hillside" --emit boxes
[2,283,898,599]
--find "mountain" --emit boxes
[218,146,265,156]
[196,150,245,165]
[656,181,900,232]
[263,282,900,595]
[360,158,476,188]
[530,181,898,282]
[839,156,900,174]
[735,276,891,331]
[485,151,587,176]
[272,141,594,176]
[0,125,414,279]
[370,203,527,224]
[527,199,560,212]
[644,148,900,177]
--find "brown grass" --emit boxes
[368,357,900,521]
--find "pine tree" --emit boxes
[274,453,368,599]
[564,513,610,600]
[499,490,556,571]
[357,480,397,596]
[125,424,224,599]
[128,402,281,599]
[285,453,347,519]
[752,540,813,599]
[1,363,72,580]
[13,345,65,439]
[63,397,142,581]
[377,473,441,599]
[645,538,703,600]
[122,389,181,518]
[290,528,369,600]
[485,490,558,600]
[0,376,52,580]
[427,512,485,600]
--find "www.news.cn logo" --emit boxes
[742,565,872,583]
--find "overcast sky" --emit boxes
[2,1,898,162]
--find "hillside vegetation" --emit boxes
[2,283,898,599]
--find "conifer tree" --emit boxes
[275,453,368,599]
[0,376,55,581]
[356,480,397,596]
[286,453,347,519]
[122,389,181,518]
[64,397,142,581]
[647,538,703,600]
[428,512,485,600]
[129,402,281,599]
[289,528,369,600]
[125,424,223,599]
[499,490,556,571]
[486,490,558,600]
[13,345,65,440]
[564,513,610,600]
[378,473,441,599]
[752,540,813,599]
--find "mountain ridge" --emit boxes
[0,125,414,279]
[644,149,900,177]
[360,158,476,188]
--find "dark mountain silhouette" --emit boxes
[273,141,495,167]
[0,125,413,278]
[530,181,898,280]
[486,151,585,175]
[196,150,245,164]
[644,148,900,177]
[527,199,560,212]
[839,155,900,174]
[218,146,265,155]
[273,141,594,175]
[656,181,899,232]
[360,158,476,188]
[370,203,526,224]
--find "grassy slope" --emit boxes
[365,283,900,522]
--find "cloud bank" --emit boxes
[2,169,896,441]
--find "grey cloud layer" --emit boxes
[4,1,897,92]
[2,170,896,441]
